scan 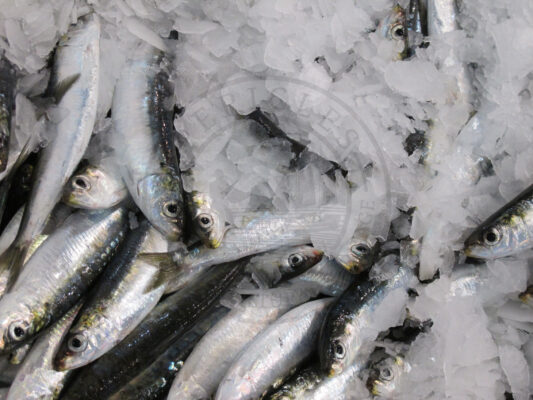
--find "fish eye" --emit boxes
[380,366,393,381]
[391,24,405,40]
[288,253,304,267]
[68,333,88,353]
[8,321,28,342]
[197,213,213,229]
[332,340,345,359]
[72,175,91,191]
[483,227,501,246]
[351,243,370,257]
[163,201,179,218]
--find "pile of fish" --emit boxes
[0,0,530,399]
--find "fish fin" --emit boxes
[137,253,177,293]
[52,74,81,104]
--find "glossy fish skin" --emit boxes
[215,298,334,400]
[304,363,363,400]
[62,259,245,399]
[111,42,184,241]
[110,305,229,400]
[0,57,16,173]
[55,222,164,371]
[0,207,127,353]
[464,184,533,259]
[187,191,228,249]
[7,303,81,400]
[166,212,319,293]
[378,4,409,60]
[6,15,100,274]
[319,263,415,377]
[289,258,356,297]
[265,364,324,400]
[335,233,379,275]
[367,354,410,398]
[63,162,127,210]
[519,285,533,307]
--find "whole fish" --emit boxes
[6,303,81,400]
[0,57,16,173]
[63,161,127,210]
[0,207,127,352]
[187,190,228,248]
[111,42,184,241]
[367,354,410,398]
[215,298,334,400]
[163,211,320,293]
[378,4,409,60]
[319,261,415,376]
[2,14,100,280]
[464,184,533,259]
[335,232,379,274]
[109,305,229,400]
[289,258,356,297]
[55,222,168,371]
[61,259,245,399]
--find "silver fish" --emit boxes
[367,354,410,398]
[335,232,379,275]
[3,14,100,279]
[215,298,334,400]
[378,4,409,60]
[6,303,81,400]
[187,190,228,249]
[0,207,127,352]
[111,42,184,241]
[289,258,356,297]
[63,161,127,210]
[55,223,166,371]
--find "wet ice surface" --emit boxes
[1,0,533,398]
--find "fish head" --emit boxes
[277,246,324,280]
[367,355,409,398]
[137,173,184,241]
[378,4,408,60]
[336,234,377,274]
[0,295,37,352]
[188,191,228,248]
[464,214,530,259]
[55,328,100,370]
[319,316,355,377]
[64,164,127,209]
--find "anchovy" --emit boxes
[215,298,334,400]
[319,260,416,376]
[61,259,245,399]
[55,222,165,371]
[2,14,100,281]
[289,258,356,297]
[6,303,81,400]
[0,57,16,173]
[111,42,184,241]
[110,305,229,400]
[0,207,127,352]
[464,184,533,259]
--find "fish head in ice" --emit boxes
[319,312,357,377]
[137,173,184,241]
[367,355,409,398]
[64,164,127,209]
[464,210,531,259]
[0,294,39,352]
[277,246,324,280]
[336,234,378,274]
[188,191,228,248]
[378,4,408,60]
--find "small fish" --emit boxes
[63,161,127,210]
[0,57,16,173]
[109,305,229,400]
[319,259,415,377]
[6,303,81,400]
[215,298,334,400]
[111,42,184,241]
[61,259,245,399]
[265,364,324,400]
[335,232,379,274]
[289,258,356,297]
[0,207,127,352]
[367,354,410,398]
[378,4,409,60]
[464,184,533,259]
[187,190,228,248]
[55,222,166,371]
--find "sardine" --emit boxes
[289,258,356,297]
[0,207,127,352]
[335,232,379,274]
[61,259,245,399]
[111,41,184,241]
[265,364,324,400]
[367,354,410,398]
[187,190,228,249]
[464,184,533,259]
[3,14,100,280]
[0,57,16,173]
[319,260,415,376]
[6,303,81,400]
[63,161,127,210]
[378,4,409,60]
[215,298,334,400]
[55,222,167,371]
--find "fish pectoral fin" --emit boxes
[53,73,81,104]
